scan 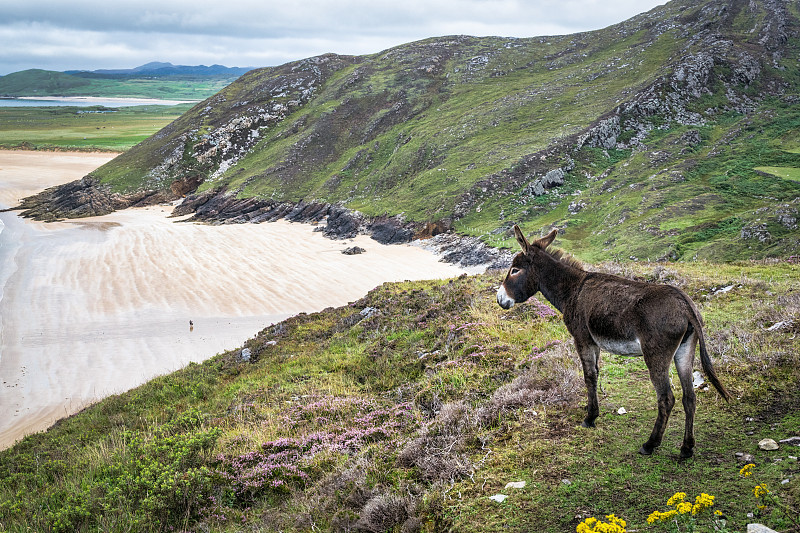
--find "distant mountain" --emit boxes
[16,0,800,262]
[65,62,255,79]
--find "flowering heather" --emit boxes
[528,340,563,362]
[215,397,416,502]
[524,296,558,318]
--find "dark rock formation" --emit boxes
[13,177,177,222]
[342,246,366,255]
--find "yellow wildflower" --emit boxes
[667,492,687,506]
[577,516,597,533]
[677,501,694,514]
[605,514,626,530]
[740,463,755,477]
[715,509,723,516]
[647,509,678,523]
[692,492,715,514]
[754,483,770,498]
[576,515,627,533]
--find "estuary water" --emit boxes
[0,96,197,107]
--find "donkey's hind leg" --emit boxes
[577,343,601,428]
[639,353,676,456]
[674,333,698,458]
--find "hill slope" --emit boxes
[0,69,91,94]
[1,260,798,531]
[14,0,800,262]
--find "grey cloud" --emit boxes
[0,0,665,74]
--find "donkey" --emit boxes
[496,225,731,458]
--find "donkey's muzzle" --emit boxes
[496,286,515,309]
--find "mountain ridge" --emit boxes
[65,62,254,78]
[13,0,800,262]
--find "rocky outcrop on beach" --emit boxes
[171,188,509,269]
[11,175,196,222]
[173,190,417,244]
[13,177,163,221]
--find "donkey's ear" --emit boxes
[513,225,531,255]
[533,228,557,249]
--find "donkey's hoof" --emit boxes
[581,419,596,428]
[638,444,654,456]
[679,447,694,459]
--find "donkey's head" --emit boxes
[496,226,557,309]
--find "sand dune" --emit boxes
[0,151,467,449]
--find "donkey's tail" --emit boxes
[680,288,732,401]
[696,323,732,401]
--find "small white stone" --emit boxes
[489,494,508,503]
[759,438,779,451]
[781,479,790,485]
[617,407,627,415]
[505,481,526,490]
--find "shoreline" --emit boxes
[13,96,199,106]
[0,151,469,449]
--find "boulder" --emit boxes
[759,438,779,451]
[342,246,366,255]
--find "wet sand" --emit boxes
[0,151,467,449]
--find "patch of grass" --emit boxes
[0,260,797,532]
[755,166,800,182]
[0,104,193,151]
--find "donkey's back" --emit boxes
[568,274,700,358]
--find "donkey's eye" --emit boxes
[510,267,521,276]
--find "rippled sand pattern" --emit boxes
[0,151,466,448]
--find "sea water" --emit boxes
[0,97,195,107]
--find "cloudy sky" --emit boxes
[0,0,665,75]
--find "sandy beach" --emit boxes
[0,151,467,449]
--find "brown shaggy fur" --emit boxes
[497,226,730,458]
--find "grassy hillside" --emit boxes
[0,68,240,100]
[0,105,194,151]
[1,259,797,532]
[45,0,797,263]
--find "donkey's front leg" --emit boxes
[577,343,601,428]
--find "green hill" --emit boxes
[0,69,91,94]
[16,0,800,262]
[0,68,241,101]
